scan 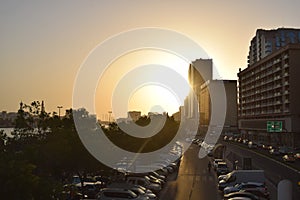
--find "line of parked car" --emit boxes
[210,157,270,200]
[223,135,300,163]
[61,143,183,200]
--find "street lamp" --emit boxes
[57,106,63,118]
[108,111,112,123]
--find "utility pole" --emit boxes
[108,111,112,123]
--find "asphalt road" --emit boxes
[159,144,222,200]
[222,141,300,200]
[158,141,300,200]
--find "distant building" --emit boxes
[0,111,17,128]
[199,80,238,134]
[238,28,300,148]
[172,106,184,122]
[128,111,141,122]
[248,28,300,66]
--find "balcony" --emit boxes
[274,67,281,72]
[274,84,282,89]
[274,109,282,114]
[275,91,282,96]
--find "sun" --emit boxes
[95,49,190,120]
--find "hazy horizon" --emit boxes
[1,0,300,118]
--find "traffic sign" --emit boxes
[267,121,282,132]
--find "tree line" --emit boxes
[0,101,179,199]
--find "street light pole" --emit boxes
[108,111,112,123]
[57,106,63,118]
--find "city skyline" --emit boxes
[1,1,300,117]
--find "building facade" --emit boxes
[248,28,300,66]
[185,59,238,136]
[127,111,141,122]
[185,59,213,119]
[238,39,300,147]
[199,80,238,134]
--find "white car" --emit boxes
[224,182,267,195]
[108,183,157,200]
[126,176,161,193]
[97,188,149,200]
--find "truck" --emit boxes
[218,170,265,191]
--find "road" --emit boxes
[222,141,300,200]
[158,140,300,200]
[159,144,222,200]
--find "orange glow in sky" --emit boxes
[1,1,300,116]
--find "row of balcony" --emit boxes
[240,108,290,116]
[240,55,289,82]
[241,95,280,103]
[241,103,289,110]
[242,67,289,85]
[241,80,290,95]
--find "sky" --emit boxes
[1,0,300,119]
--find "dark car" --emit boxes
[282,154,296,162]
[269,148,280,156]
[224,191,260,200]
[216,162,230,176]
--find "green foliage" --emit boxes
[105,115,179,153]
[1,101,108,199]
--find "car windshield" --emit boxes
[132,188,146,195]
[218,164,227,168]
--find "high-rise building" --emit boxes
[185,59,237,135]
[186,59,213,119]
[248,28,300,66]
[238,28,300,148]
[200,80,238,134]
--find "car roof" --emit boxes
[224,191,259,200]
[241,182,264,186]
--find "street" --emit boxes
[159,144,222,200]
[159,140,300,200]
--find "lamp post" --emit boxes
[57,106,63,118]
[108,111,112,123]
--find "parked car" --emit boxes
[216,162,230,176]
[96,188,149,200]
[223,182,269,198]
[269,148,280,156]
[213,159,225,170]
[242,139,249,145]
[218,170,265,191]
[108,183,157,200]
[278,146,294,155]
[248,141,257,149]
[282,154,296,162]
[256,142,264,148]
[294,152,300,160]
[223,191,260,200]
[148,171,166,181]
[125,176,161,194]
